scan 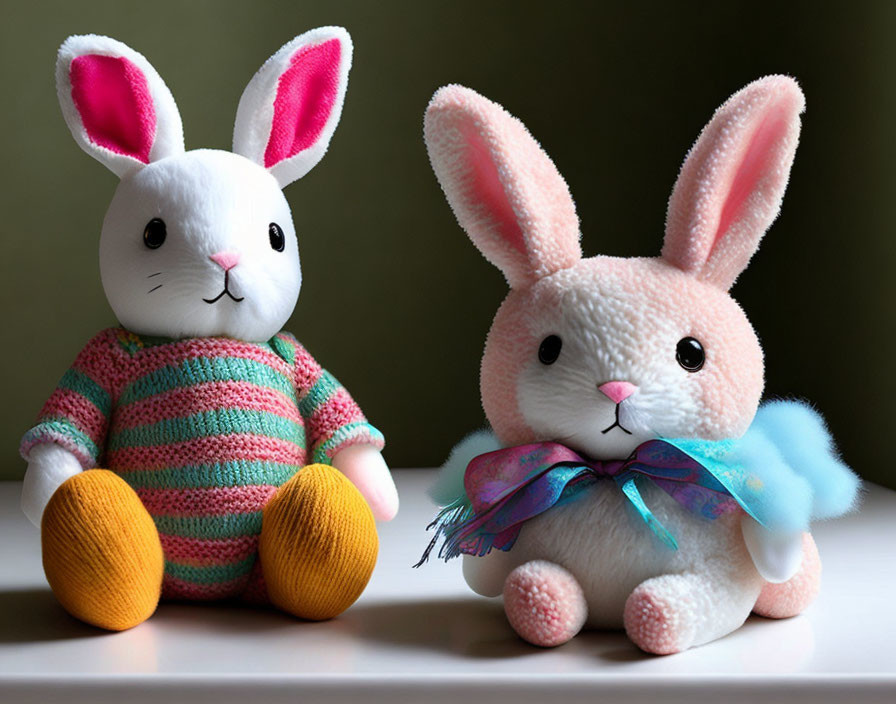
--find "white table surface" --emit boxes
[0,470,894,703]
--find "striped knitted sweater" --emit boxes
[20,327,385,601]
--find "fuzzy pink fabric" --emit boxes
[482,257,764,446]
[423,79,803,446]
[624,579,694,655]
[424,85,582,289]
[503,560,587,647]
[70,54,156,163]
[264,38,341,169]
[662,76,804,291]
[426,78,813,655]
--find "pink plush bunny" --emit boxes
[422,77,858,654]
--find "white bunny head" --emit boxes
[56,28,352,341]
[425,78,804,459]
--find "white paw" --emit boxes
[331,444,399,521]
[21,444,83,526]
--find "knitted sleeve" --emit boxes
[20,329,126,469]
[271,332,385,464]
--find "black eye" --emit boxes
[269,223,285,252]
[538,335,563,365]
[676,337,705,372]
[143,218,166,249]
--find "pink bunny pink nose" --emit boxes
[598,381,638,404]
[209,251,240,271]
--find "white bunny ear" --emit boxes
[233,27,352,188]
[56,35,184,178]
[662,75,805,290]
[424,85,582,289]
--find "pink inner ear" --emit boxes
[711,104,790,255]
[70,54,156,163]
[264,38,341,168]
[462,122,527,256]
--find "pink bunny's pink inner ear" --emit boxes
[712,102,793,259]
[264,38,341,169]
[425,85,582,288]
[662,76,804,290]
[462,122,528,258]
[70,54,156,164]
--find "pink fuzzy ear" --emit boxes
[70,55,155,163]
[662,76,805,290]
[57,35,184,177]
[424,85,582,289]
[233,27,352,188]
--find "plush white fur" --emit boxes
[100,150,301,341]
[21,444,83,526]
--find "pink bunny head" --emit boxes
[425,78,804,459]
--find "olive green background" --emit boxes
[1,1,893,487]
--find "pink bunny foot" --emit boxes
[624,576,699,655]
[625,572,761,654]
[753,533,821,618]
[502,560,587,647]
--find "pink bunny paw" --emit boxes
[624,578,698,655]
[754,533,821,618]
[502,560,587,647]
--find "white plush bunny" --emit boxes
[21,28,396,630]
[422,78,858,654]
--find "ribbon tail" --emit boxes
[619,477,678,550]
[413,496,474,567]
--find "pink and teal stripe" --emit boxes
[21,327,384,601]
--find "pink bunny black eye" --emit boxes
[143,218,166,249]
[538,335,562,365]
[269,223,285,252]
[676,337,705,372]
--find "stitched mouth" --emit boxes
[601,404,632,435]
[203,271,244,304]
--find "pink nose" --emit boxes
[598,381,638,404]
[209,251,240,271]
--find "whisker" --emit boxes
[147,272,163,278]
[148,284,163,294]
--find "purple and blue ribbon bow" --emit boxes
[417,439,763,565]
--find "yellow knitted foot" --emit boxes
[260,464,378,620]
[41,469,164,631]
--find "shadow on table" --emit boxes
[0,588,305,645]
[0,589,648,661]
[339,597,642,660]
[0,588,102,643]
